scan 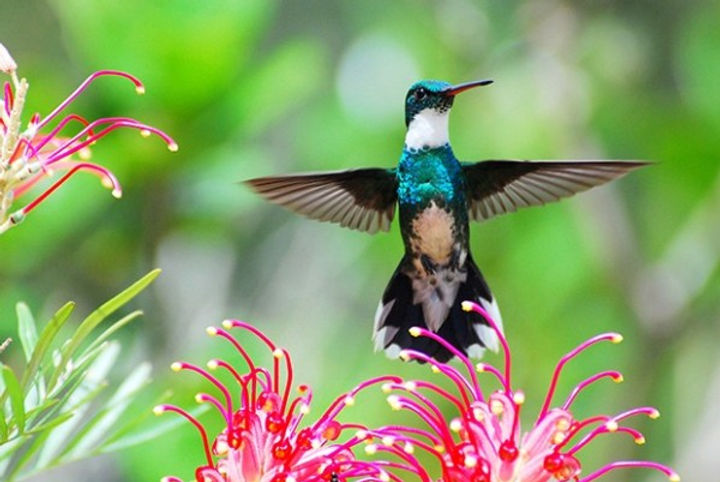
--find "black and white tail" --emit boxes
[373,254,503,362]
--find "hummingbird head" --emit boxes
[404,79,493,150]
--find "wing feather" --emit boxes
[463,160,648,222]
[245,168,398,234]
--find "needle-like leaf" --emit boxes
[47,269,160,391]
[1,365,25,434]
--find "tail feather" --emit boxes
[373,255,502,362]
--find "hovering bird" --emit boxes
[245,79,645,362]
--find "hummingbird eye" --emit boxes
[415,88,427,101]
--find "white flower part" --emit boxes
[404,108,449,150]
[0,43,17,74]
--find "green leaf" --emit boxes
[16,303,47,410]
[19,302,75,393]
[16,303,38,363]
[0,437,23,474]
[42,340,115,408]
[1,364,25,434]
[24,411,74,435]
[23,398,59,427]
[0,272,161,478]
[80,310,142,357]
[36,342,119,469]
[8,411,75,479]
[0,403,7,441]
[48,269,160,391]
[63,362,151,459]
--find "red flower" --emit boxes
[379,301,679,482]
[155,320,421,482]
[0,43,176,234]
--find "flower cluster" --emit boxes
[378,301,679,482]
[157,312,678,482]
[155,320,423,482]
[0,42,176,234]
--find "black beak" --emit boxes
[443,79,493,96]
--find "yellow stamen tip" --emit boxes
[206,360,218,370]
[387,395,401,410]
[464,455,477,468]
[650,409,660,419]
[152,405,164,415]
[168,142,179,152]
[430,364,440,373]
[355,430,367,440]
[408,327,421,337]
[136,86,145,95]
[403,442,414,454]
[222,319,233,329]
[556,418,571,431]
[364,444,377,455]
[476,363,485,373]
[344,395,355,406]
[194,393,204,403]
[403,381,417,391]
[450,418,463,432]
[273,348,284,359]
[513,390,525,405]
[299,404,310,415]
[381,383,392,393]
[606,421,618,432]
[140,129,151,138]
[111,188,122,199]
[78,147,92,160]
[614,374,624,383]
[461,301,474,312]
[170,362,182,372]
[382,436,395,446]
[635,436,646,445]
[399,350,411,361]
[669,473,680,482]
[206,326,218,336]
[379,471,390,482]
[611,333,624,344]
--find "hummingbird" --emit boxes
[245,79,645,362]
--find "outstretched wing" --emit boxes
[463,160,648,222]
[245,168,398,234]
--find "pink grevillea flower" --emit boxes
[0,42,177,234]
[155,320,425,482]
[380,301,679,482]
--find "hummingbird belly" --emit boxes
[401,200,470,332]
[409,201,459,269]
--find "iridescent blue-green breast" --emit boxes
[396,145,469,251]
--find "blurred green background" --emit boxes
[1,0,719,480]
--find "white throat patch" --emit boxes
[405,108,449,150]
